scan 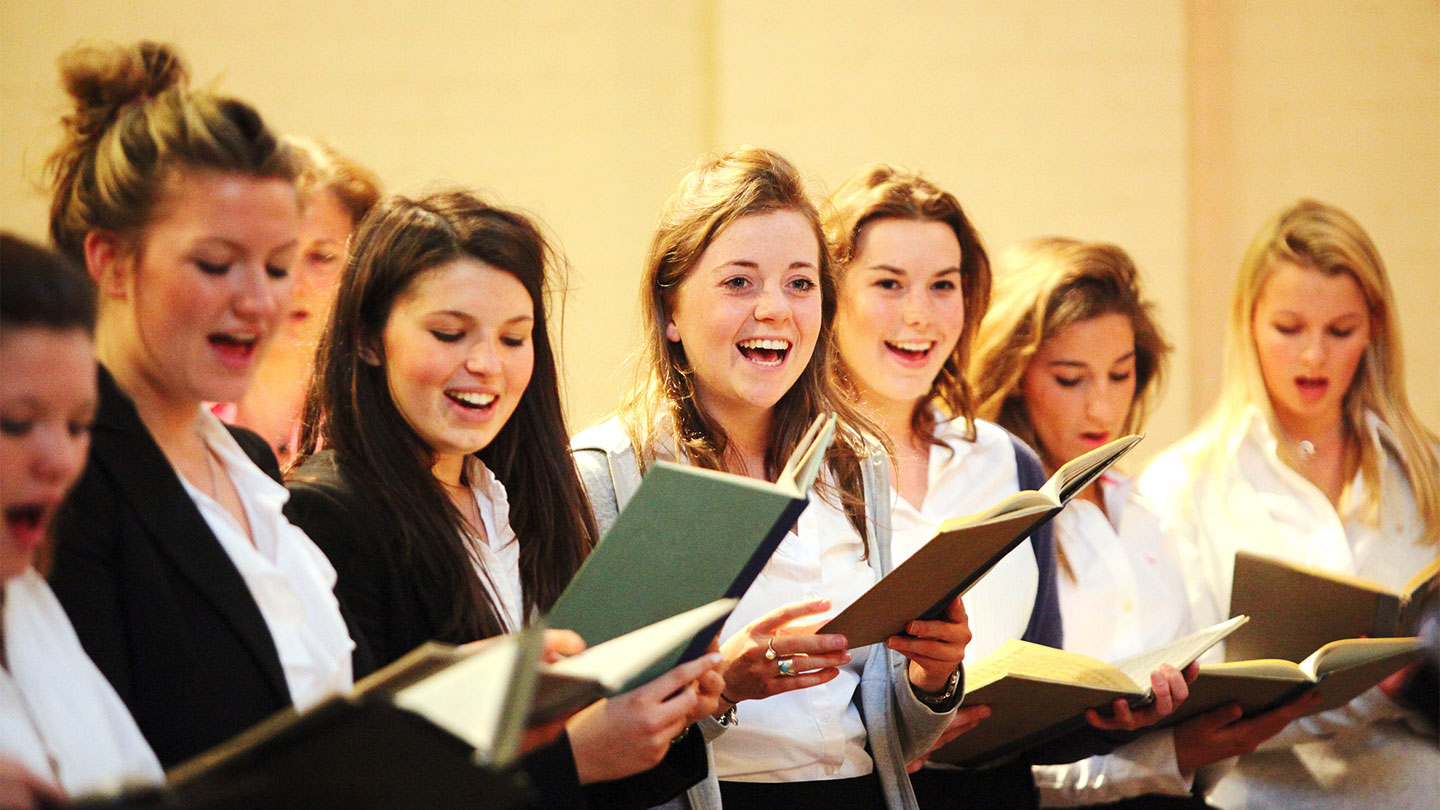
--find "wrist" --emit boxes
[912,666,962,708]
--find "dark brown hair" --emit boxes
[293,190,596,639]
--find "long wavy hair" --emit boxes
[1197,200,1438,543]
[971,238,1170,465]
[618,147,878,544]
[293,190,598,639]
[824,163,992,447]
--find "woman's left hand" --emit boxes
[889,595,971,695]
[1085,661,1198,731]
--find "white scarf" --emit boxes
[1,569,163,796]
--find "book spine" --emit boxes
[1374,593,1402,638]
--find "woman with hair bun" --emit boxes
[1138,200,1440,809]
[45,40,364,767]
[222,136,383,466]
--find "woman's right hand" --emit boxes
[717,598,851,705]
[1172,691,1322,772]
[566,652,723,784]
[0,757,63,810]
[905,704,993,773]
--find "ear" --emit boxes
[83,231,132,301]
[664,317,681,344]
[358,337,382,366]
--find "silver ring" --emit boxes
[777,657,798,677]
[765,637,779,661]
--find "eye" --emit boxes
[430,330,464,343]
[931,279,957,291]
[195,260,229,276]
[721,276,750,291]
[788,276,818,293]
[67,420,94,438]
[265,265,290,280]
[0,418,33,437]
[309,251,339,265]
[1328,326,1357,338]
[501,335,530,348]
[1109,371,1133,383]
[1053,376,1082,388]
[1273,323,1302,335]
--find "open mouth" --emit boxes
[1295,376,1329,401]
[3,503,48,545]
[445,390,498,413]
[737,338,791,367]
[208,333,260,365]
[884,340,935,364]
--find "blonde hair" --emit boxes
[824,163,992,445]
[1203,199,1439,542]
[284,135,382,226]
[618,147,878,543]
[46,40,297,263]
[971,237,1172,580]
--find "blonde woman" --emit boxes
[973,238,1316,808]
[1139,200,1440,809]
[574,148,970,810]
[825,165,1192,810]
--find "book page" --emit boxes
[776,413,835,495]
[1043,434,1142,503]
[392,631,531,758]
[968,639,1141,693]
[1403,557,1440,600]
[1111,615,1249,685]
[547,599,736,690]
[1302,636,1421,678]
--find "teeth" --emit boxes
[738,339,790,350]
[888,340,934,352]
[449,391,497,407]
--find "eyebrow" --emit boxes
[1272,309,1366,321]
[716,259,817,271]
[1046,351,1135,368]
[427,311,535,325]
[869,264,962,276]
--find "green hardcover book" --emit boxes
[549,414,836,689]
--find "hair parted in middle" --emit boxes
[619,146,878,544]
[824,163,993,446]
[970,237,1171,465]
[293,189,597,639]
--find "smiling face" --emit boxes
[379,258,535,467]
[0,327,98,580]
[1019,312,1137,468]
[663,209,823,427]
[834,218,964,417]
[99,170,300,407]
[285,188,354,347]
[1251,260,1371,433]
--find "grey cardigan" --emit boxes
[571,419,959,810]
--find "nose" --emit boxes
[465,337,502,376]
[32,425,88,487]
[901,289,930,330]
[233,262,287,322]
[753,282,791,324]
[1300,329,1326,366]
[1084,384,1116,424]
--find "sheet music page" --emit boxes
[1112,615,1248,685]
[968,639,1141,693]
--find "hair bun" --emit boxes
[57,40,189,139]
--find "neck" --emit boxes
[867,392,924,454]
[705,402,773,479]
[431,453,467,489]
[96,332,203,451]
[1272,406,1347,449]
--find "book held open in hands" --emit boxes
[822,433,1143,648]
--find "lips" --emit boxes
[208,333,260,369]
[1295,376,1329,402]
[884,339,936,368]
[3,502,50,551]
[737,338,790,367]
[1079,430,1111,448]
[445,389,498,417]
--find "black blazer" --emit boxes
[286,448,706,810]
[48,368,371,768]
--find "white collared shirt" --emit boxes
[1032,474,1196,806]
[460,456,524,633]
[2,569,164,797]
[180,411,355,710]
[1138,407,1438,809]
[889,417,1039,659]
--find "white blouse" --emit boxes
[1138,407,1439,810]
[1032,474,1196,806]
[181,410,354,711]
[889,417,1039,660]
[461,456,524,633]
[1,569,163,797]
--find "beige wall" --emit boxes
[3,1,1435,458]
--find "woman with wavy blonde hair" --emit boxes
[1139,200,1439,809]
[973,238,1317,807]
[575,148,971,810]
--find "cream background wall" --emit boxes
[3,1,1435,462]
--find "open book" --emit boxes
[930,616,1245,767]
[1227,551,1438,663]
[1163,636,1421,728]
[550,414,836,686]
[165,626,545,809]
[822,434,1142,648]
